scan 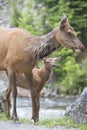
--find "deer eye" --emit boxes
[46,61,50,63]
[67,31,74,37]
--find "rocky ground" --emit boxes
[0,121,79,130]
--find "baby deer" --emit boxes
[17,57,61,122]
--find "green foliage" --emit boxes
[52,48,74,82]
[48,0,74,28]
[0,5,3,11]
[61,57,85,93]
[35,0,74,34]
[79,124,87,130]
[51,48,86,94]
[18,0,42,35]
[0,113,8,121]
[81,58,87,86]
[69,0,87,45]
[10,0,21,27]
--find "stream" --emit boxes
[11,96,77,120]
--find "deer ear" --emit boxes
[54,57,61,62]
[43,58,46,62]
[59,13,68,29]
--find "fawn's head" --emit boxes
[43,57,61,70]
[55,14,85,53]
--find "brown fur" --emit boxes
[0,14,84,122]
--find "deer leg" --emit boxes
[25,73,37,123]
[30,91,37,123]
[35,92,40,122]
[7,68,18,122]
[5,86,11,118]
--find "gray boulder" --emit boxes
[65,87,87,123]
[0,80,8,112]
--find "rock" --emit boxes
[41,87,59,98]
[0,80,8,112]
[43,88,53,98]
[65,87,87,123]
[0,0,10,27]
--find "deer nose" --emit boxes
[75,46,85,53]
[81,46,85,52]
[52,64,57,68]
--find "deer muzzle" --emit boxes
[74,49,81,54]
[75,46,85,54]
[52,64,57,68]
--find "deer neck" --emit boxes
[33,28,60,60]
[41,65,51,81]
[24,28,60,64]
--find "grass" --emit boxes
[19,118,32,124]
[0,113,32,124]
[0,113,8,121]
[38,116,87,130]
[38,116,78,128]
[79,124,87,130]
[0,113,87,130]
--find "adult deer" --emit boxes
[0,14,84,122]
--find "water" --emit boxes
[11,96,77,120]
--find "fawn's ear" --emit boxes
[54,56,61,62]
[43,58,46,63]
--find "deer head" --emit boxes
[43,57,61,69]
[55,14,85,53]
